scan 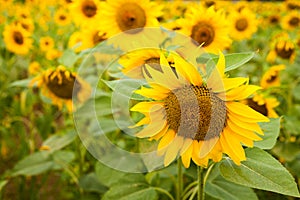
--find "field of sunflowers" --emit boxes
[1,0,300,199]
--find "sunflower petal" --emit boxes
[181,143,193,168]
[227,102,270,122]
[157,129,176,152]
[199,137,219,158]
[226,85,261,101]
[136,112,167,138]
[164,136,184,166]
[227,119,262,141]
[214,77,248,93]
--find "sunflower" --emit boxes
[99,0,162,37]
[119,48,175,79]
[54,8,71,26]
[281,11,300,30]
[178,6,231,53]
[28,61,42,76]
[80,28,107,50]
[30,66,91,112]
[228,8,258,41]
[3,23,33,55]
[267,35,296,63]
[40,36,55,52]
[69,0,102,27]
[285,0,300,10]
[46,49,62,60]
[14,18,35,33]
[260,64,286,89]
[130,52,269,167]
[246,93,279,118]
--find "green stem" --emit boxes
[182,181,197,197]
[197,166,205,200]
[177,161,183,200]
[153,187,175,200]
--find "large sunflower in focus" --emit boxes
[178,6,231,53]
[99,0,162,37]
[3,23,33,55]
[30,66,91,112]
[130,52,269,167]
[228,8,258,41]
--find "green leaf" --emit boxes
[219,148,300,197]
[271,141,300,162]
[206,164,258,200]
[254,117,281,149]
[58,49,79,67]
[0,180,8,191]
[206,52,255,73]
[42,130,77,152]
[102,79,147,100]
[79,173,108,193]
[95,162,127,187]
[11,151,54,176]
[9,79,31,88]
[102,184,158,200]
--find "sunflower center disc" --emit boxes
[235,18,248,31]
[164,85,226,141]
[45,70,81,99]
[269,16,279,24]
[13,31,24,45]
[116,3,146,33]
[82,1,97,18]
[275,42,294,59]
[59,15,66,20]
[247,99,268,116]
[191,22,215,47]
[289,17,300,27]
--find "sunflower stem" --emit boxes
[197,166,205,200]
[177,161,183,200]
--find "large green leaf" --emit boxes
[206,164,258,200]
[102,184,158,200]
[9,79,32,88]
[254,117,281,149]
[11,150,75,177]
[95,162,127,187]
[103,79,147,100]
[79,173,108,193]
[206,52,255,73]
[42,130,77,152]
[219,148,300,197]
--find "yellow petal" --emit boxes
[130,102,163,112]
[227,119,262,141]
[136,112,167,138]
[214,77,248,93]
[181,143,193,168]
[227,102,270,122]
[150,124,170,141]
[164,136,184,166]
[199,137,219,158]
[157,129,176,152]
[135,86,169,100]
[226,85,261,101]
[173,55,202,86]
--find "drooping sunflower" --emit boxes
[119,48,175,79]
[130,52,269,167]
[267,35,296,63]
[54,8,71,26]
[3,23,33,55]
[281,11,300,30]
[30,66,91,112]
[246,93,279,118]
[228,8,258,41]
[260,64,286,89]
[69,0,102,27]
[40,36,55,52]
[99,0,162,37]
[178,6,231,53]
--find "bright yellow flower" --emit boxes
[260,64,286,89]
[281,11,300,30]
[40,36,55,52]
[30,66,91,112]
[178,6,231,53]
[3,23,33,55]
[131,51,268,168]
[54,8,72,26]
[99,0,162,37]
[247,93,280,118]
